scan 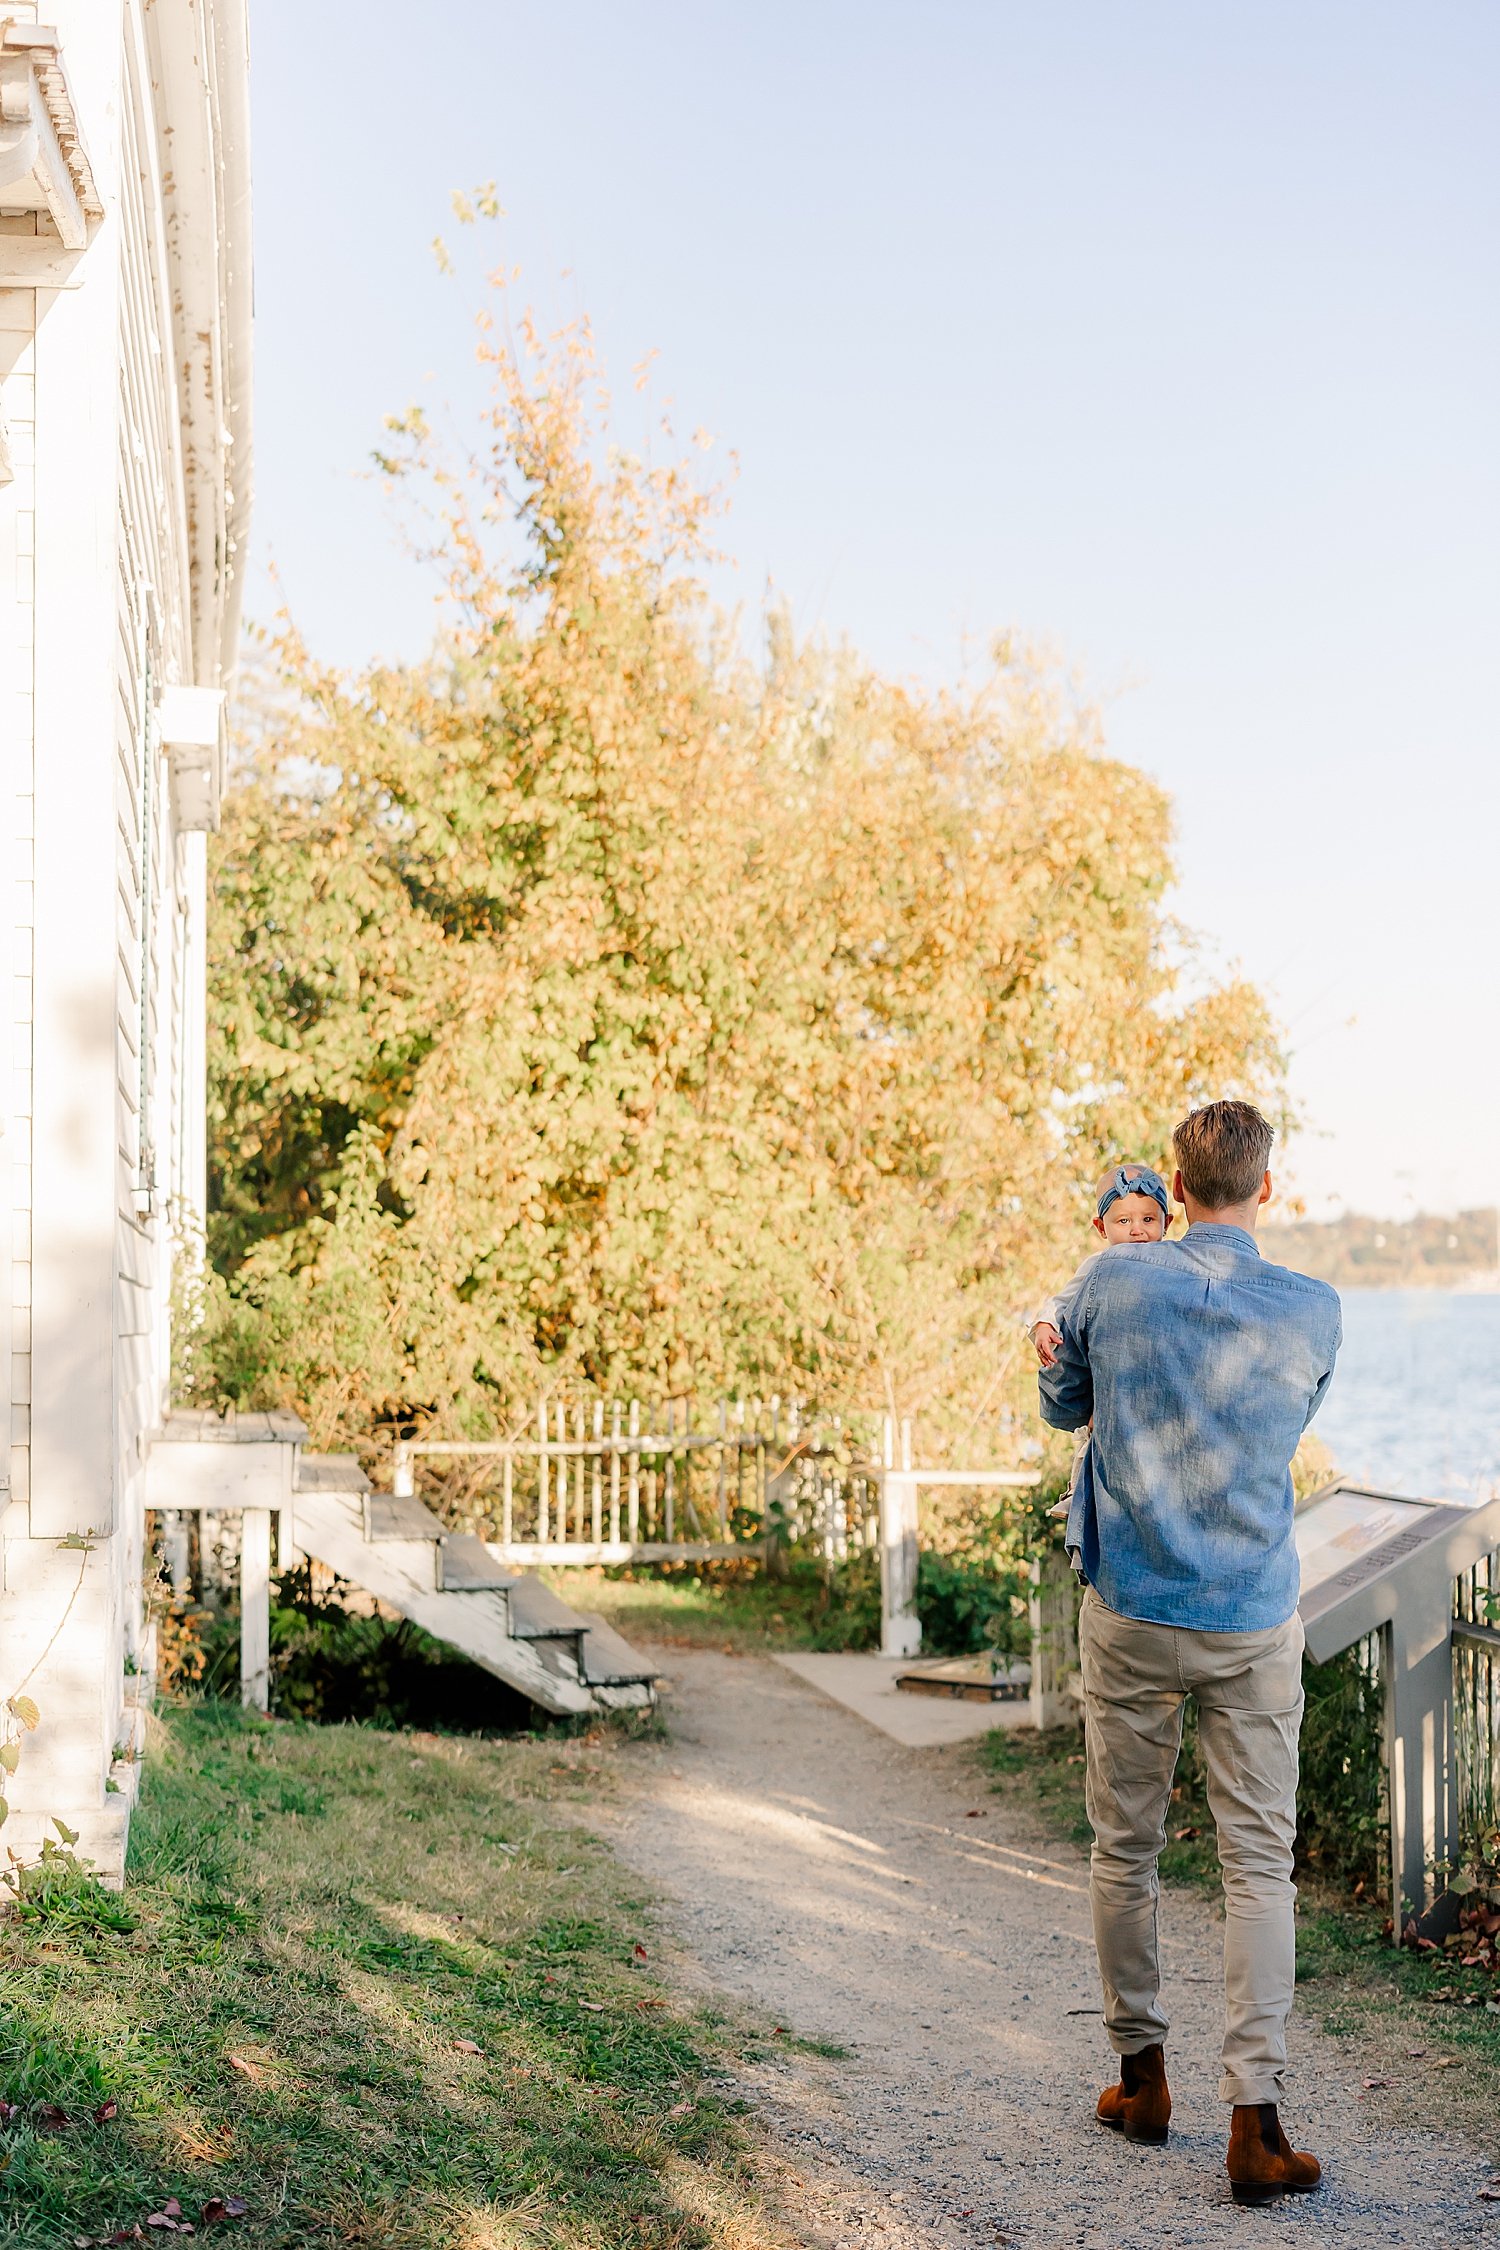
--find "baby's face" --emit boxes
[1095,1193,1167,1245]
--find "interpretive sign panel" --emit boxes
[1296,1485,1472,1659]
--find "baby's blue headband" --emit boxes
[1097,1165,1170,1222]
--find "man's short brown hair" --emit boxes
[1171,1100,1273,1210]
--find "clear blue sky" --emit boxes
[246,0,1500,1221]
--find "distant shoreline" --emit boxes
[1258,1206,1498,1294]
[1294,1270,1500,1295]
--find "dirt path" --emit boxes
[595,1646,1499,2250]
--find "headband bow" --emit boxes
[1097,1165,1170,1222]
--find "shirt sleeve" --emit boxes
[1301,1301,1343,1430]
[1038,1261,1097,1432]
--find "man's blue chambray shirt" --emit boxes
[1038,1224,1342,1633]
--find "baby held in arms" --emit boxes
[1028,1163,1176,1516]
[1029,1163,1175,1369]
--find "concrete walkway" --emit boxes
[773,1652,1031,1747]
[599,1646,1499,2250]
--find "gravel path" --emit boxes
[596,1646,1500,2250]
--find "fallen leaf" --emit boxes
[636,1998,665,2011]
[963,1809,985,1819]
[1362,2077,1391,2089]
[94,2099,119,2124]
[451,2039,483,2056]
[668,2100,692,2116]
[1173,1825,1201,1842]
[224,2057,261,2082]
[36,2104,71,2132]
[578,2000,605,2013]
[1431,2057,1458,2070]
[199,2197,248,2225]
[1405,2047,1427,2058]
[1479,2177,1500,2202]
[107,2231,146,2245]
[632,1943,648,1961]
[0,2099,16,2124]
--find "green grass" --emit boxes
[980,1721,1500,2149]
[0,1708,787,2249]
[1293,1902,1500,2155]
[542,1560,878,1656]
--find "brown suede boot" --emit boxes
[1226,2104,1322,2205]
[1096,2043,1171,2144]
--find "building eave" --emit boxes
[146,0,252,690]
[0,17,104,257]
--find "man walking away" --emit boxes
[1039,1100,1341,2206]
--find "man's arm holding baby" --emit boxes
[1036,1272,1095,1431]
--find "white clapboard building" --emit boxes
[0,0,250,1879]
[0,8,656,1886]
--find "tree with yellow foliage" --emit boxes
[199,286,1282,1458]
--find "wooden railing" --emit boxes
[391,1397,894,1566]
[389,1398,1040,1592]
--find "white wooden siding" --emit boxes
[110,9,199,1604]
[1,280,35,1522]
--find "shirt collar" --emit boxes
[1183,1221,1262,1255]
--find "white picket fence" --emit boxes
[389,1395,1044,1668]
[391,1396,894,1566]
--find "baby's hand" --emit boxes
[1032,1321,1061,1369]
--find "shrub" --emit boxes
[269,1599,536,1732]
[916,1551,1031,1659]
[1296,1644,1387,1886]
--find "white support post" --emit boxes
[162,1509,192,1591]
[1029,1548,1080,1730]
[1387,1618,1457,1922]
[240,1507,271,1712]
[880,1471,921,1658]
[391,1441,414,1499]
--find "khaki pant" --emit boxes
[1077,1585,1305,2106]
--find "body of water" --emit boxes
[1314,1288,1500,1502]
